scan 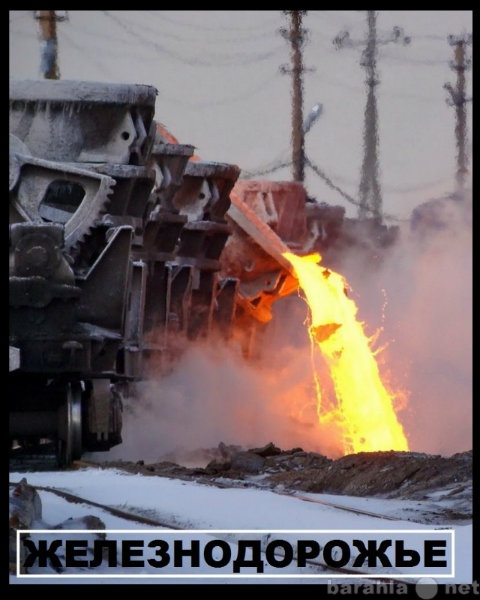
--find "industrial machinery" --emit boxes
[9,78,348,466]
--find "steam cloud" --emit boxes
[97,194,472,464]
[334,193,472,457]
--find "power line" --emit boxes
[305,156,408,223]
[13,10,470,223]
[147,10,281,34]
[279,10,315,183]
[378,52,449,66]
[334,10,410,224]
[102,11,285,67]
[305,155,359,207]
[241,159,292,178]
[138,10,283,42]
[59,20,285,108]
[58,27,114,78]
[444,33,472,195]
[242,150,409,223]
[34,10,66,79]
[310,67,448,103]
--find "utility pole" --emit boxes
[280,10,313,183]
[334,11,410,224]
[444,34,472,197]
[35,11,66,79]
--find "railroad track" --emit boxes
[9,476,416,583]
[70,459,402,521]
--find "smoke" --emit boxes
[332,193,472,457]
[387,197,471,456]
[95,193,471,464]
[103,311,345,465]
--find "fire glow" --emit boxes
[283,251,409,455]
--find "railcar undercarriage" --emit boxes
[9,78,377,467]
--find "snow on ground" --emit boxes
[9,467,472,586]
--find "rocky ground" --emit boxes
[89,442,473,523]
[10,443,472,572]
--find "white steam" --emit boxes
[334,194,472,457]
[96,194,471,464]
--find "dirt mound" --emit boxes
[96,443,472,501]
[262,448,472,498]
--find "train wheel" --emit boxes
[58,381,83,467]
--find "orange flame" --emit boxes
[283,251,409,455]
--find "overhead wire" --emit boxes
[57,20,286,108]
[137,10,284,41]
[146,10,282,34]
[102,11,286,67]
[45,11,290,111]
[57,27,118,77]
[241,159,292,178]
[243,152,409,222]
[10,10,468,225]
[304,156,409,222]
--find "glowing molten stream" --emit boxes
[283,251,409,455]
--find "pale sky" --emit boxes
[9,10,473,221]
